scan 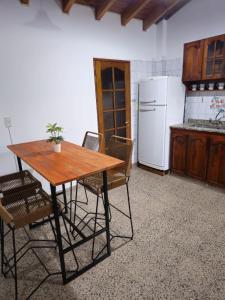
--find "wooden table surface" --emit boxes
[8,140,124,186]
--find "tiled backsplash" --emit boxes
[185,95,225,122]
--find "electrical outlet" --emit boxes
[3,117,12,128]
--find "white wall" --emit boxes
[0,0,156,186]
[167,0,225,59]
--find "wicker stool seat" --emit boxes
[0,187,53,229]
[81,170,127,195]
[0,170,41,197]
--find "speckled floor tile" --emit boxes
[1,167,225,299]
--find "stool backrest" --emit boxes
[105,135,133,177]
[82,131,103,152]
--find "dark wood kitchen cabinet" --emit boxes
[170,128,225,188]
[170,131,188,175]
[202,34,225,80]
[186,134,208,180]
[182,40,204,82]
[182,34,225,83]
[207,136,225,187]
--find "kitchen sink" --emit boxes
[190,123,225,130]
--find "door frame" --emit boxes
[93,58,131,145]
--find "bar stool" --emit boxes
[72,136,134,258]
[0,187,60,300]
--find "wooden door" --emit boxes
[170,130,188,175]
[202,34,225,80]
[207,135,225,187]
[182,40,204,82]
[94,59,131,149]
[186,134,208,180]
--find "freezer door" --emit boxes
[138,105,166,168]
[139,77,167,105]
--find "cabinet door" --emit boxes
[182,40,204,82]
[186,134,208,180]
[202,35,225,80]
[171,131,188,175]
[207,136,225,187]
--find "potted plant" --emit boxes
[46,123,64,152]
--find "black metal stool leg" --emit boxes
[91,195,99,260]
[126,181,134,239]
[84,186,89,205]
[72,183,79,233]
[12,228,18,300]
[1,220,4,275]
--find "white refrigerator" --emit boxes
[138,76,185,171]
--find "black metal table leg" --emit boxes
[62,184,68,214]
[50,184,67,284]
[17,156,22,172]
[102,171,111,256]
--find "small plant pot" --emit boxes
[53,143,61,153]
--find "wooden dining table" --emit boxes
[8,139,124,284]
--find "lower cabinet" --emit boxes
[171,128,225,187]
[170,132,188,175]
[207,136,225,187]
[186,134,208,180]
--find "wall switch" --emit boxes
[3,117,12,128]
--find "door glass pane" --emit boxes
[117,127,126,138]
[214,59,223,75]
[105,130,115,145]
[103,92,113,110]
[216,40,224,56]
[206,59,213,76]
[116,110,126,127]
[208,41,215,57]
[114,68,125,89]
[115,91,125,108]
[104,112,114,130]
[101,68,113,89]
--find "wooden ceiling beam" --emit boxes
[95,0,117,20]
[20,0,29,4]
[122,0,152,26]
[143,0,181,31]
[63,0,77,14]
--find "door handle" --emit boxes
[125,121,129,124]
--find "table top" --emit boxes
[8,140,124,186]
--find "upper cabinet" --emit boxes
[182,40,204,82]
[182,34,225,84]
[202,35,225,80]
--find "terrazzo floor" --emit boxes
[1,167,225,299]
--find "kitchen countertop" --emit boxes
[170,121,225,135]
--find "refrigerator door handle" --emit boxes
[140,108,156,112]
[140,100,156,104]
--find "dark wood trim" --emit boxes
[63,0,76,14]
[137,162,169,176]
[143,0,180,31]
[93,58,130,64]
[20,0,29,4]
[95,0,117,20]
[121,0,152,26]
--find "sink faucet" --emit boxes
[215,108,225,121]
